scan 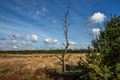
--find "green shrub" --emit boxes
[78,16,120,80]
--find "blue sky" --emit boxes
[0,0,120,50]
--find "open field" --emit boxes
[0,53,86,80]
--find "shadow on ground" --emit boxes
[42,65,88,80]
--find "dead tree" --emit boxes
[55,8,70,72]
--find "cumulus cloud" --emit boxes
[11,40,16,45]
[12,33,39,42]
[18,41,32,47]
[12,33,25,39]
[0,37,33,50]
[63,41,76,49]
[69,41,76,46]
[89,12,106,24]
[63,41,76,46]
[30,34,39,42]
[44,38,58,44]
[26,34,39,42]
[91,28,100,36]
[13,45,17,49]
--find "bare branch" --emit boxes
[55,7,71,72]
[55,54,62,61]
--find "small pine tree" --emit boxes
[78,15,120,80]
[100,16,120,66]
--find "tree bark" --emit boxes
[62,7,70,72]
[55,7,70,72]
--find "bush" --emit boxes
[77,16,120,80]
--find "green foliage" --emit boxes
[89,65,112,80]
[78,51,116,80]
[100,16,120,66]
[77,16,120,80]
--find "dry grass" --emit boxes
[0,53,86,80]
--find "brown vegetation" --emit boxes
[0,53,86,80]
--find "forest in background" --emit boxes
[0,49,88,54]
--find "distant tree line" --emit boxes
[0,49,88,54]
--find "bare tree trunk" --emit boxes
[62,7,70,72]
[62,53,65,72]
[55,7,70,72]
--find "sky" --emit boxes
[0,0,120,50]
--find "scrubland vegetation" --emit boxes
[0,53,86,80]
[0,16,120,80]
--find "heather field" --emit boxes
[0,53,86,80]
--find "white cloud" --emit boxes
[11,40,16,44]
[63,41,76,46]
[30,34,39,42]
[12,33,25,39]
[92,28,100,36]
[90,12,106,24]
[12,33,39,42]
[44,38,58,44]
[18,41,32,47]
[13,45,17,49]
[69,41,76,46]
[62,41,76,49]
